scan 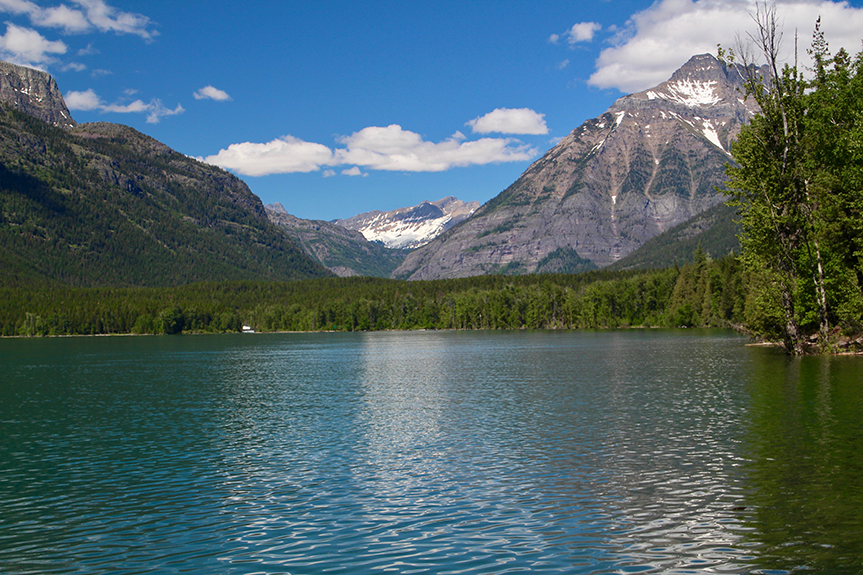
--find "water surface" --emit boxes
[1,330,861,573]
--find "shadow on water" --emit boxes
[741,348,863,574]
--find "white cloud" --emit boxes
[0,22,66,66]
[193,85,232,101]
[64,87,101,110]
[64,88,183,123]
[101,99,150,113]
[205,124,537,176]
[335,125,536,172]
[589,0,863,93]
[72,0,155,38]
[0,0,155,37]
[566,21,601,43]
[0,0,88,33]
[548,33,560,44]
[35,4,90,32]
[466,108,549,135]
[205,136,335,177]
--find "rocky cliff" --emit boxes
[394,54,761,280]
[0,61,76,128]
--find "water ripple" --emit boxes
[3,330,853,574]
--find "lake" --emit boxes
[1,329,862,574]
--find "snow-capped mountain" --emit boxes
[334,196,480,250]
[394,54,763,280]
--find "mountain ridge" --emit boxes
[0,62,329,287]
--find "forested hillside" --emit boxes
[608,202,740,271]
[0,108,328,286]
[0,253,748,336]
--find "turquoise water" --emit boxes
[1,330,861,574]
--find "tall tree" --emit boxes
[725,5,863,352]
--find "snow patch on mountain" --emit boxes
[647,79,721,108]
[335,196,480,250]
[700,119,727,153]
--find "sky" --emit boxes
[3,0,863,221]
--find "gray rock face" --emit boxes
[266,204,407,277]
[0,61,76,128]
[394,54,762,280]
[335,196,480,249]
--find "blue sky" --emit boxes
[3,0,863,220]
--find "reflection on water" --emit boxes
[0,330,861,574]
[742,352,863,574]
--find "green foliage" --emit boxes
[0,254,749,337]
[723,19,863,352]
[0,109,329,287]
[535,247,599,275]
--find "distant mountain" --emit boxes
[0,61,328,287]
[265,203,407,277]
[394,54,762,280]
[334,196,480,249]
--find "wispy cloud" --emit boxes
[0,0,155,38]
[65,88,183,123]
[466,108,548,135]
[205,122,538,177]
[193,85,232,101]
[589,0,863,93]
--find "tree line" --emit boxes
[1,251,747,337]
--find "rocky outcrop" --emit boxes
[394,54,763,280]
[0,61,76,128]
[335,196,480,249]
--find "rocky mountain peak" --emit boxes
[0,61,76,128]
[613,54,760,119]
[393,53,759,280]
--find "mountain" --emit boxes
[0,62,328,287]
[607,202,741,271]
[0,61,75,129]
[334,196,480,249]
[265,203,407,277]
[393,54,761,280]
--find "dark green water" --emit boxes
[1,330,861,574]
